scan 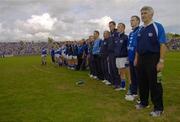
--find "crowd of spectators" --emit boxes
[0,41,48,57]
[0,38,179,57]
[166,38,180,51]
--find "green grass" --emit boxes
[0,52,180,122]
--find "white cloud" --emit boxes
[15,13,57,34]
[0,13,58,41]
[0,23,2,33]
[34,32,51,39]
[0,0,179,41]
[27,13,57,30]
[89,16,112,30]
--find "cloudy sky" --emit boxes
[0,0,179,41]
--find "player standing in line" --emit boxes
[125,15,141,101]
[41,47,47,65]
[135,6,166,117]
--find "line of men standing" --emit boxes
[88,6,166,117]
[43,6,166,117]
[89,22,131,92]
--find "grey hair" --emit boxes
[141,6,154,15]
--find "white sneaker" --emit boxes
[89,74,93,78]
[126,90,132,95]
[102,80,106,83]
[136,100,141,104]
[115,88,121,91]
[135,104,150,110]
[150,111,164,117]
[93,76,98,79]
[125,95,135,101]
[119,87,126,91]
[105,81,111,85]
[133,94,138,97]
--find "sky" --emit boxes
[0,0,179,41]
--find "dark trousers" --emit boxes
[76,54,83,70]
[108,54,120,87]
[51,56,55,63]
[94,55,103,80]
[80,56,87,70]
[129,61,138,94]
[101,56,110,81]
[89,54,95,75]
[137,53,163,111]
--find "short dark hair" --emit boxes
[109,21,116,26]
[118,23,126,29]
[94,30,100,35]
[131,15,140,24]
[104,30,110,34]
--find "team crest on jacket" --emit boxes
[120,40,123,43]
[148,33,153,37]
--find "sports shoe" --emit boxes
[126,89,132,95]
[102,80,107,83]
[133,94,138,97]
[114,87,121,91]
[135,104,150,110]
[105,81,111,85]
[90,75,93,78]
[150,110,163,117]
[93,76,98,79]
[119,87,126,91]
[125,95,135,101]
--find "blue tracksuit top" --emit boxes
[41,49,47,55]
[128,26,141,62]
[72,45,78,56]
[50,48,55,56]
[114,32,128,57]
[137,22,166,55]
[92,38,102,55]
[100,38,109,57]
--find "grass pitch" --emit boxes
[0,52,180,122]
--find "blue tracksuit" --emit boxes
[114,32,128,58]
[92,38,102,55]
[50,48,55,62]
[100,38,110,81]
[88,42,95,75]
[100,38,109,57]
[50,49,55,56]
[128,26,141,94]
[136,22,166,111]
[41,49,47,55]
[72,45,78,56]
[107,30,120,86]
[137,22,166,55]
[92,38,103,79]
[68,45,73,56]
